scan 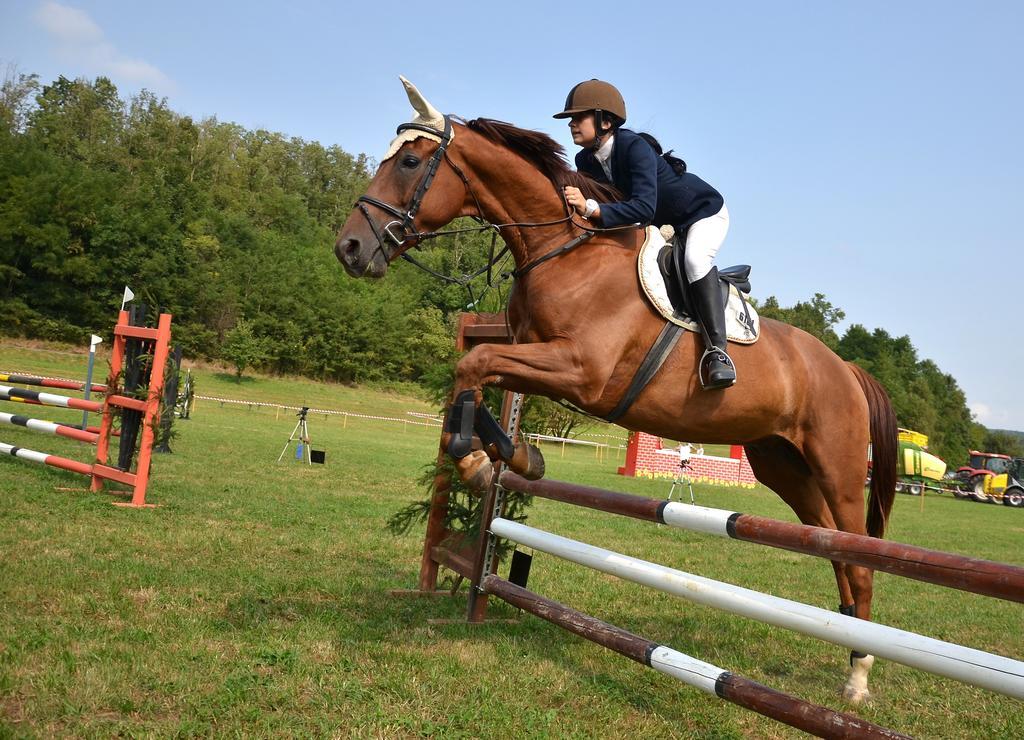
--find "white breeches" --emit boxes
[684,204,729,283]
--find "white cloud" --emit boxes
[34,1,102,44]
[970,402,992,424]
[33,2,173,90]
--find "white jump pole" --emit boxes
[489,518,1024,700]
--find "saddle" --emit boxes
[636,226,760,344]
[603,227,760,422]
[657,246,752,315]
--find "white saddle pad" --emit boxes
[637,226,760,345]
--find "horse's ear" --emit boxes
[399,75,443,129]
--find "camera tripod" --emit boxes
[667,458,696,505]
[278,406,312,465]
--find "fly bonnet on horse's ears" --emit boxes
[382,76,454,162]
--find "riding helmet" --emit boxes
[553,79,627,123]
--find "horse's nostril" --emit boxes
[335,238,360,264]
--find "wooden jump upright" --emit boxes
[402,312,520,623]
[91,310,172,507]
[1,310,173,507]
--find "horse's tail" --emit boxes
[847,362,898,538]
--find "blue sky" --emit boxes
[3,1,1022,430]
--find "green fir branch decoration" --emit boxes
[387,457,533,561]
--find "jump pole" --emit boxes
[0,385,103,413]
[489,518,1024,700]
[0,411,99,444]
[484,576,908,740]
[1,441,94,476]
[0,385,142,429]
[0,373,107,394]
[0,392,113,437]
[500,472,1024,603]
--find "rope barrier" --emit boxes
[195,395,443,428]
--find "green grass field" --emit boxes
[1,341,1022,738]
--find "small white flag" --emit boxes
[90,335,103,348]
[121,286,135,310]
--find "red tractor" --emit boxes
[954,451,1012,500]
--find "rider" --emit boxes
[554,79,736,390]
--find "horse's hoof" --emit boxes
[459,450,495,492]
[523,444,545,480]
[511,443,545,480]
[840,685,871,705]
[841,652,874,705]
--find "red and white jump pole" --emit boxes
[0,373,107,394]
[0,441,94,476]
[0,411,99,444]
[0,385,103,413]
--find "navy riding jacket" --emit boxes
[575,128,723,231]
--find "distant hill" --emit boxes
[992,429,1024,442]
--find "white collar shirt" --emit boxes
[594,134,615,181]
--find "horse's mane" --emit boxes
[463,117,622,202]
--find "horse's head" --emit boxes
[335,77,467,278]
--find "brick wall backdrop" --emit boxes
[617,432,758,487]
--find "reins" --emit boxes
[509,231,594,279]
[355,115,642,290]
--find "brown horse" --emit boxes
[334,82,897,704]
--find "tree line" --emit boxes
[0,72,484,385]
[1,72,1016,465]
[756,295,1020,462]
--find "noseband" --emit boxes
[355,117,454,260]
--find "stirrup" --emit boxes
[698,347,736,390]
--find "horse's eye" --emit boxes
[401,155,420,168]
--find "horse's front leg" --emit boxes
[439,387,498,491]
[441,339,596,490]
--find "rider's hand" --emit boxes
[563,186,586,213]
[563,186,599,219]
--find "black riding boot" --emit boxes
[689,267,737,389]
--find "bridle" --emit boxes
[353,114,638,284]
[354,115,513,288]
[355,117,456,257]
